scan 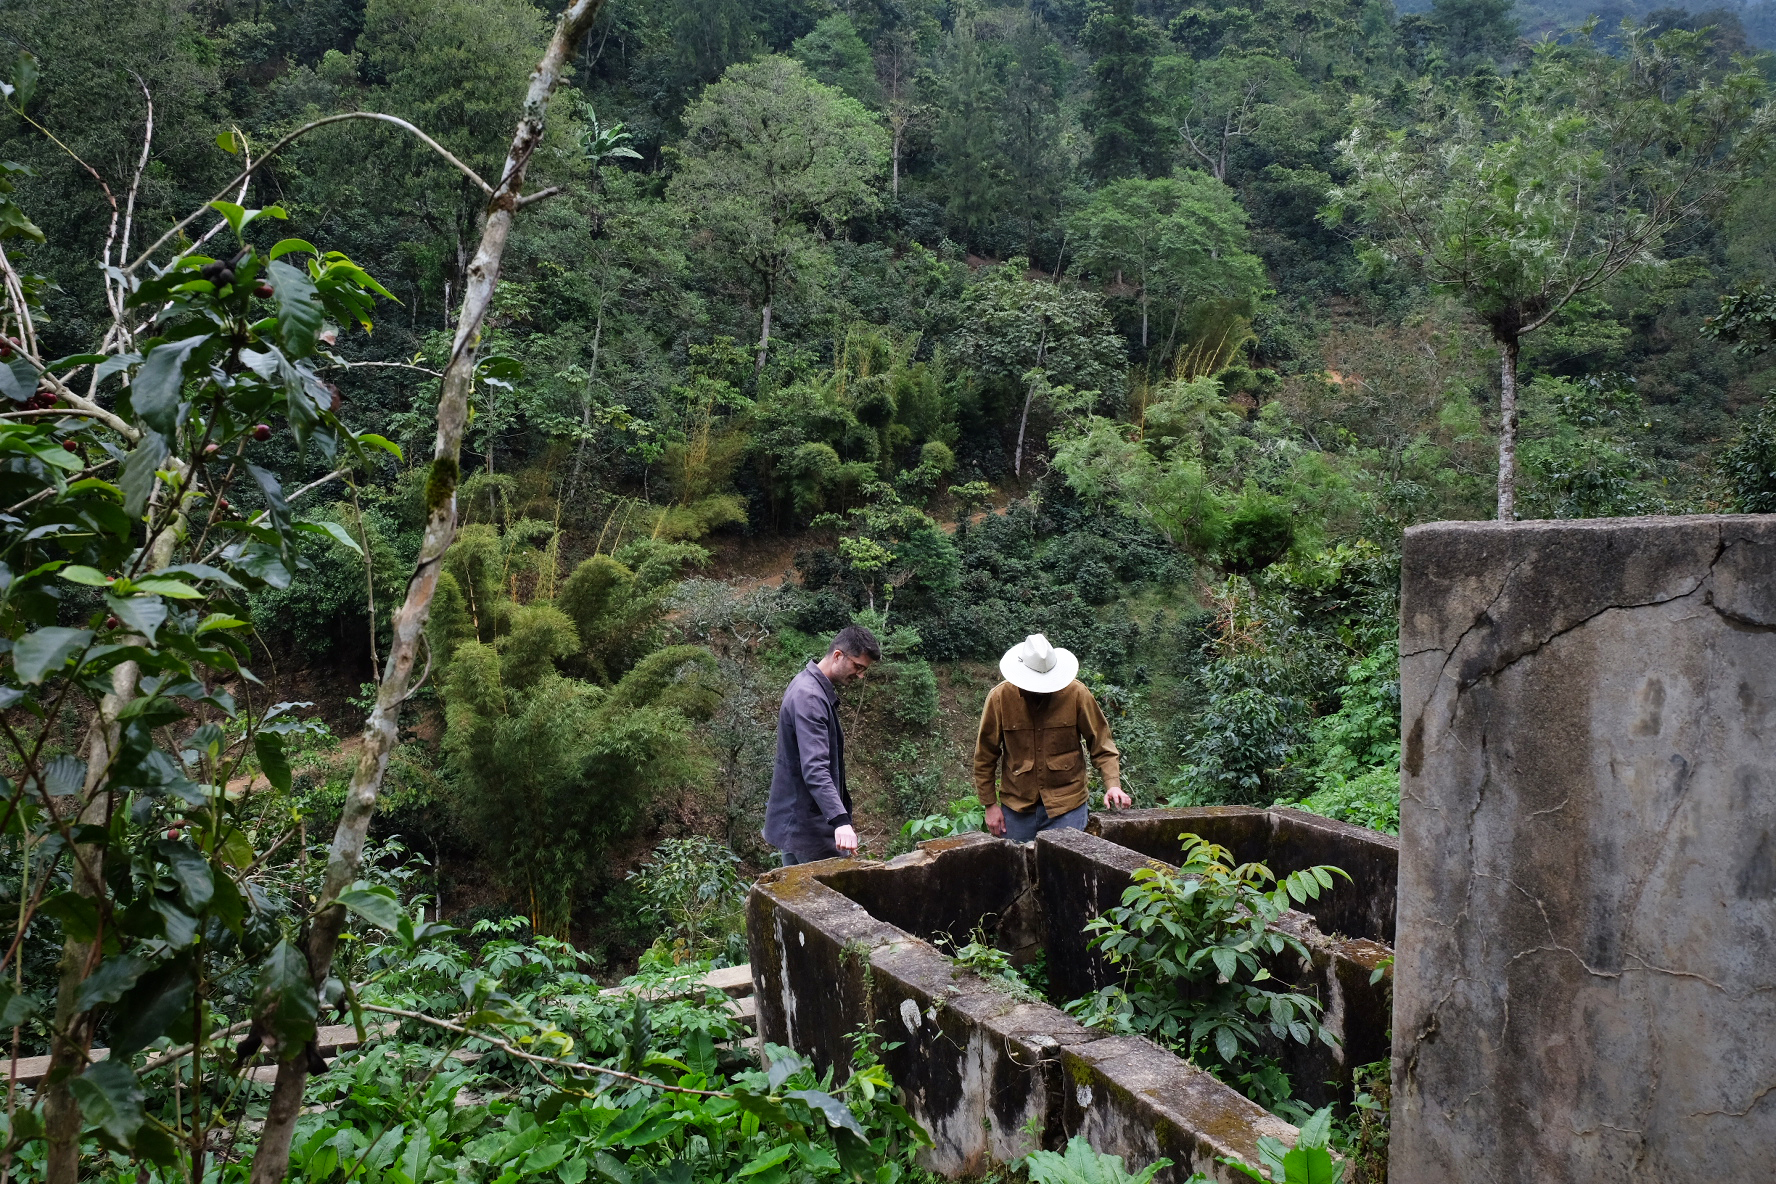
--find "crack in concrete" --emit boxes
[1688,1081,1776,1119]
[1450,524,1725,692]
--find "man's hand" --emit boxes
[833,824,859,856]
[984,804,1006,836]
[1105,786,1132,810]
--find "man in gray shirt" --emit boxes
[762,624,880,865]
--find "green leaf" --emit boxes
[353,432,403,461]
[106,593,166,644]
[269,238,319,262]
[1293,1106,1334,1151]
[736,1145,795,1178]
[128,577,200,599]
[209,201,246,236]
[69,1061,144,1148]
[39,892,101,943]
[216,130,239,155]
[110,962,196,1055]
[295,519,363,555]
[118,431,169,519]
[1210,946,1237,982]
[13,627,92,684]
[130,336,209,439]
[1021,1137,1173,1184]
[9,51,38,109]
[785,1089,867,1139]
[267,259,324,357]
[0,982,41,1027]
[255,939,319,1056]
[154,840,215,910]
[58,565,110,587]
[75,955,151,1013]
[338,884,402,933]
[254,730,291,793]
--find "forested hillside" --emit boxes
[4,0,1775,940]
[0,0,1771,1175]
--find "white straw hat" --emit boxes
[999,634,1079,694]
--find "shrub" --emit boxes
[1066,834,1348,1075]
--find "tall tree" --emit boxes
[1081,0,1168,180]
[1068,172,1268,351]
[668,55,889,372]
[932,18,1009,241]
[1331,30,1774,519]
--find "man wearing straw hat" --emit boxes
[973,633,1131,841]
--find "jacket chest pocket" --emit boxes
[1042,727,1082,774]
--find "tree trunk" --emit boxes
[567,304,604,507]
[1140,290,1149,349]
[891,123,902,198]
[1496,336,1520,521]
[755,302,772,374]
[247,5,607,1180]
[40,669,132,1184]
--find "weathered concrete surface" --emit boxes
[817,833,1044,961]
[1089,806,1398,944]
[1060,1036,1298,1184]
[1395,516,1776,1184]
[749,838,1305,1182]
[1036,828,1391,1110]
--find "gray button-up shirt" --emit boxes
[762,660,851,857]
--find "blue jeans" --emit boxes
[779,844,840,867]
[1000,799,1088,842]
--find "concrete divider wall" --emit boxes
[748,838,1302,1182]
[1395,516,1776,1183]
[1035,828,1391,1111]
[1088,807,1399,945]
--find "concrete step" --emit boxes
[598,962,754,1002]
[724,993,757,1028]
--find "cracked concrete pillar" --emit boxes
[1393,516,1776,1183]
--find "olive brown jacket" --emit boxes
[972,679,1121,816]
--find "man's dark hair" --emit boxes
[831,623,882,661]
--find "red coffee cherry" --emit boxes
[253,423,271,441]
[254,283,273,298]
[105,615,120,629]
[217,497,230,512]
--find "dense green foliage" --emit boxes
[1066,834,1349,1072]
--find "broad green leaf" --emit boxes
[255,939,319,1055]
[39,891,101,943]
[353,432,403,461]
[127,577,200,599]
[110,961,196,1055]
[118,432,169,518]
[106,593,166,643]
[736,1145,795,1178]
[150,897,199,947]
[130,336,209,438]
[295,519,363,554]
[0,982,41,1027]
[209,201,246,235]
[216,130,239,155]
[269,238,319,261]
[69,1061,144,1148]
[9,51,38,110]
[267,259,324,356]
[254,730,291,793]
[1021,1137,1173,1184]
[197,613,250,633]
[154,839,215,910]
[338,884,403,933]
[13,626,92,684]
[75,955,152,1013]
[785,1089,867,1139]
[59,565,110,587]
